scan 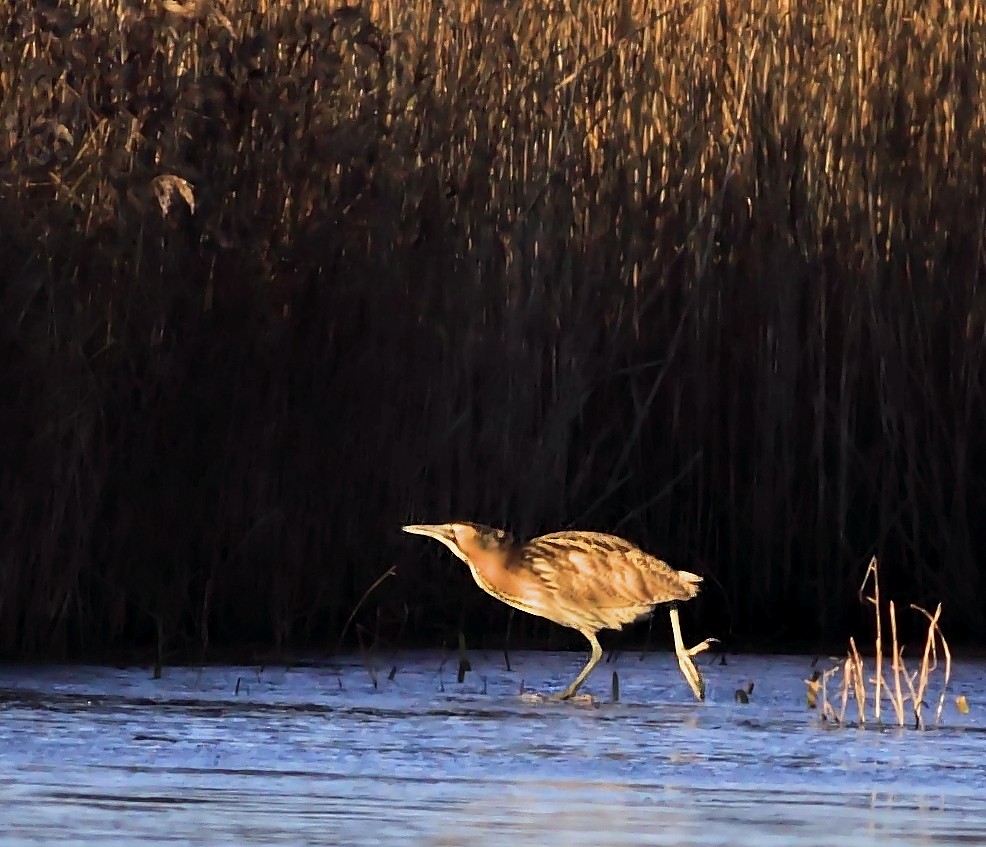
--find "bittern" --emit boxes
[403,522,715,701]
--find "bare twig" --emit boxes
[335,567,397,654]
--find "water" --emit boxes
[1,651,984,845]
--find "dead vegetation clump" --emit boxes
[1,0,985,659]
[809,557,954,730]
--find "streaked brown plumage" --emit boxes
[402,522,715,700]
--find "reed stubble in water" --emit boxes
[1,0,985,660]
[811,558,954,729]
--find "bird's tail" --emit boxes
[677,569,703,598]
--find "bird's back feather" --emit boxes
[508,531,701,633]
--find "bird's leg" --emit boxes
[668,604,716,701]
[555,631,603,700]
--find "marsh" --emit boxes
[1,653,984,846]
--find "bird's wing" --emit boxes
[523,532,696,609]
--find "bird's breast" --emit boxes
[465,551,551,612]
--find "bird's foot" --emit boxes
[675,652,705,701]
[683,637,719,659]
[675,639,718,702]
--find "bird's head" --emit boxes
[402,522,514,564]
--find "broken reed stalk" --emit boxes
[334,566,396,654]
[848,637,866,724]
[906,603,939,728]
[907,602,952,730]
[355,622,379,689]
[838,656,852,724]
[817,557,952,729]
[889,600,906,726]
[860,557,882,722]
[818,664,841,724]
[911,604,955,725]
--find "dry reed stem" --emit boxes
[818,663,841,724]
[889,601,906,726]
[822,558,952,729]
[900,649,925,730]
[848,637,866,725]
[838,657,852,724]
[860,556,882,723]
[335,566,397,654]
[911,603,953,726]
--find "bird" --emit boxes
[402,522,715,701]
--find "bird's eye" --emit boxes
[479,530,503,548]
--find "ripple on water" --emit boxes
[1,653,985,846]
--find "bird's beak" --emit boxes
[402,524,457,544]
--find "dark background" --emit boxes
[2,0,984,664]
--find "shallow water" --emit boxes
[1,651,984,845]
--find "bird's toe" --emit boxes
[684,637,718,658]
[519,690,596,706]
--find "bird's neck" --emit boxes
[462,546,520,601]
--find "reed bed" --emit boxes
[1,0,985,660]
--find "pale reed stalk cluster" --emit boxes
[810,558,953,730]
